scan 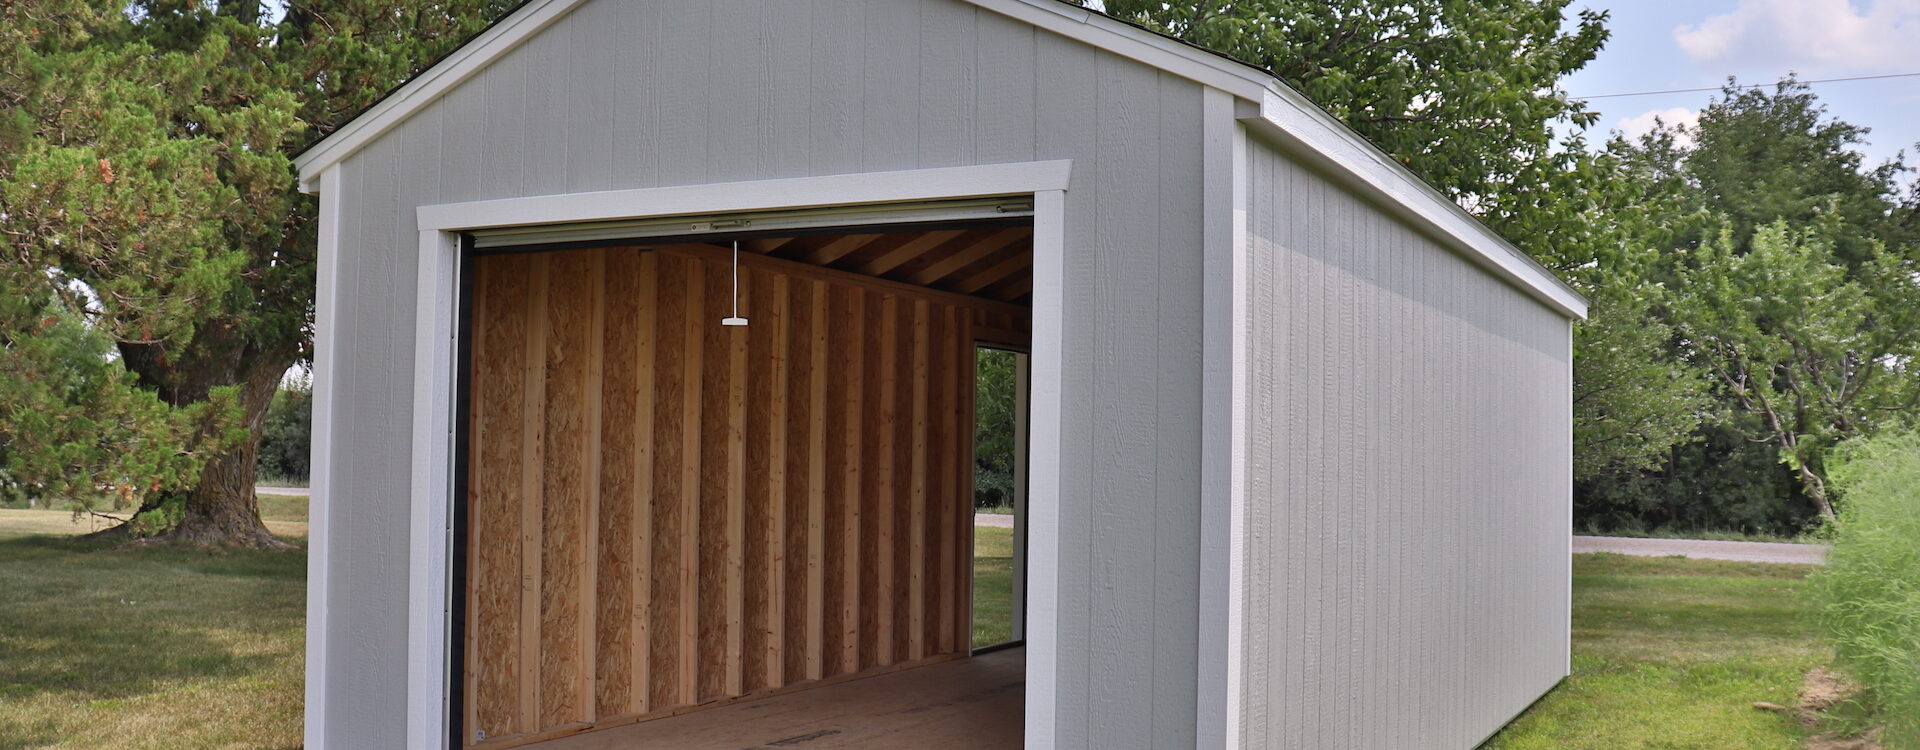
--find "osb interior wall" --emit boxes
[463,244,1030,748]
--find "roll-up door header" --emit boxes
[469,196,1034,249]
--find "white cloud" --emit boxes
[1617,107,1701,147]
[1675,0,1920,73]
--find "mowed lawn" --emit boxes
[1485,553,1825,749]
[0,498,308,750]
[972,523,1016,648]
[0,505,1824,750]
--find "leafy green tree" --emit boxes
[1669,221,1920,520]
[974,348,1019,510]
[257,378,312,484]
[0,294,237,519]
[1591,81,1920,526]
[1686,81,1917,266]
[0,1,515,547]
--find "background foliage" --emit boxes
[974,348,1019,511]
[256,379,311,485]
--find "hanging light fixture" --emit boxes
[722,239,749,327]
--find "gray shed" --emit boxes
[295,1,1584,748]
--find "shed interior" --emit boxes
[458,219,1033,749]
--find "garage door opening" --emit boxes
[453,216,1033,749]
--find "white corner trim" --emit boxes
[1195,87,1247,750]
[1245,90,1589,320]
[304,163,344,750]
[417,161,1073,232]
[294,0,587,190]
[407,229,463,750]
[1023,187,1067,750]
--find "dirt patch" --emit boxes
[1755,668,1885,750]
[1804,727,1884,750]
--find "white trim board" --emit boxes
[416,161,1073,231]
[303,163,344,750]
[1194,87,1247,750]
[379,161,1071,750]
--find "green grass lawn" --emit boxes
[0,504,1829,750]
[1485,553,1826,749]
[0,510,307,750]
[972,524,1015,648]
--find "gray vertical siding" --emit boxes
[1238,133,1573,749]
[317,0,1205,747]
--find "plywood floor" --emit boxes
[528,647,1024,750]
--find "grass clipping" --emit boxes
[1813,430,1920,749]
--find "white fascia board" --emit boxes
[1245,88,1589,319]
[417,161,1073,231]
[293,0,586,192]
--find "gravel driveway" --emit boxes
[1573,535,1828,565]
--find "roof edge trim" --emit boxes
[293,0,588,192]
[1247,90,1589,320]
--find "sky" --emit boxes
[1561,0,1920,177]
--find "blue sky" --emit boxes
[1562,0,1920,178]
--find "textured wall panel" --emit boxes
[1238,134,1572,749]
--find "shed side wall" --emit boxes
[1238,132,1573,749]
[316,0,1205,747]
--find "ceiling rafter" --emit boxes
[953,253,1029,294]
[907,227,1031,286]
[860,229,968,276]
[804,233,884,266]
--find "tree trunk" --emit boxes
[83,323,298,549]
[1796,462,1837,522]
[163,357,291,549]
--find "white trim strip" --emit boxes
[1195,87,1247,750]
[1024,188,1067,749]
[293,0,591,190]
[468,196,1033,249]
[1246,91,1588,319]
[304,163,345,750]
[407,229,462,750]
[418,161,1073,232]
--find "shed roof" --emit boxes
[293,0,1587,319]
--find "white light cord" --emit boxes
[722,240,749,326]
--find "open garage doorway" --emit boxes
[452,211,1033,750]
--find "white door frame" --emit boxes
[389,160,1072,749]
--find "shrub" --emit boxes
[1815,430,1920,747]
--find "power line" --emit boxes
[1575,71,1920,100]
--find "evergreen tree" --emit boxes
[0,1,517,547]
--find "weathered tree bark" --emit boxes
[82,320,299,550]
